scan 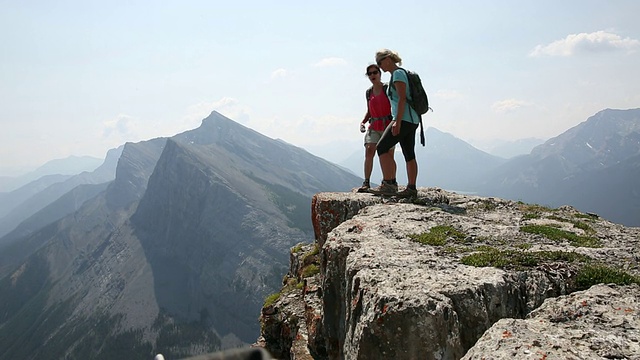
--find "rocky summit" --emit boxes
[258,188,640,360]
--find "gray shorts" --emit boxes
[364,128,385,145]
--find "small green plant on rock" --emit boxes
[302,244,319,263]
[518,203,556,213]
[547,215,595,233]
[576,265,640,290]
[301,264,320,278]
[476,199,497,211]
[291,243,304,253]
[574,213,597,221]
[520,224,601,248]
[461,247,590,270]
[263,293,280,308]
[409,225,466,246]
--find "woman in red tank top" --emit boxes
[357,64,397,192]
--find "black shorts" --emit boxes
[376,121,419,162]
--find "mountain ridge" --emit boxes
[476,107,640,226]
[0,146,124,240]
[0,111,362,359]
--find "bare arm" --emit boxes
[392,80,408,135]
[362,109,370,124]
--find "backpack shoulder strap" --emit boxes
[365,86,373,115]
[389,71,395,90]
[389,67,409,90]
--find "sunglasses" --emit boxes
[366,70,380,76]
[376,56,388,66]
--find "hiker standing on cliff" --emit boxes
[357,64,396,192]
[369,49,419,198]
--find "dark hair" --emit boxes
[365,64,380,75]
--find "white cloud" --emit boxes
[271,68,287,79]
[102,114,139,141]
[530,31,640,57]
[312,57,348,67]
[492,99,532,114]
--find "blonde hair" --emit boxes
[375,49,402,66]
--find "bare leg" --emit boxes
[364,143,376,181]
[378,151,396,181]
[406,159,418,186]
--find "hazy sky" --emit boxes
[2,0,640,175]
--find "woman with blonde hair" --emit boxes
[357,63,396,192]
[369,49,420,198]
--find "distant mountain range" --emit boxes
[474,108,640,227]
[0,155,104,192]
[339,108,640,227]
[0,108,638,359]
[470,137,546,159]
[0,146,123,240]
[339,127,507,190]
[0,112,360,359]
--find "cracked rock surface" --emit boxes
[463,284,640,359]
[259,188,640,360]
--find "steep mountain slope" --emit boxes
[0,137,166,360]
[476,108,640,226]
[0,174,72,218]
[0,182,110,275]
[558,152,640,226]
[0,112,361,359]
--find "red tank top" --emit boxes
[367,88,392,132]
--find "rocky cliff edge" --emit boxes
[258,188,640,359]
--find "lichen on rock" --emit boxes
[258,188,640,359]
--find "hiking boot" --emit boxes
[368,180,398,195]
[397,187,418,198]
[356,179,370,193]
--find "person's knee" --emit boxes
[401,149,416,162]
[365,145,376,158]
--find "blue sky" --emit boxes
[2,0,640,175]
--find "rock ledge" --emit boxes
[259,189,640,359]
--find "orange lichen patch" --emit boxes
[502,330,513,338]
[581,300,588,307]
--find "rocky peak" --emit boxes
[258,189,640,359]
[530,108,640,169]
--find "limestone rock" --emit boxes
[463,284,640,359]
[259,188,640,359]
